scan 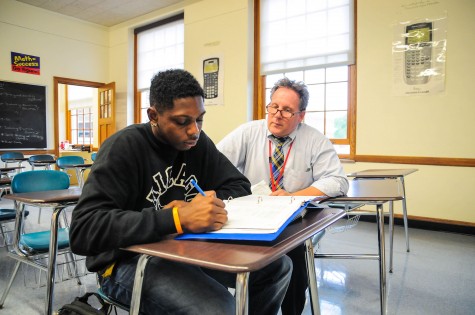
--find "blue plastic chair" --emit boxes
[1,152,25,176]
[1,152,24,167]
[0,209,29,250]
[0,170,82,309]
[91,152,97,162]
[56,156,85,187]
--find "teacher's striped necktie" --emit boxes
[270,136,289,190]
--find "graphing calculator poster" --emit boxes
[392,16,447,96]
[201,55,224,106]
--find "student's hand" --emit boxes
[164,200,188,209]
[177,191,228,233]
[270,189,291,196]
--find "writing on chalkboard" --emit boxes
[0,81,47,149]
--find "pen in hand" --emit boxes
[191,179,206,196]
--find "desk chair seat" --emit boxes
[20,228,70,253]
[0,209,29,249]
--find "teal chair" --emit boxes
[1,152,25,176]
[1,152,24,167]
[0,170,82,309]
[56,156,85,187]
[91,152,97,162]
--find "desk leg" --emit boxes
[235,272,249,315]
[74,168,83,188]
[130,255,152,315]
[376,204,387,315]
[45,207,63,315]
[305,238,321,315]
[389,201,394,273]
[400,177,410,252]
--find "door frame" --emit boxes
[53,77,104,158]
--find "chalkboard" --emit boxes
[0,80,47,149]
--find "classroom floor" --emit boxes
[1,199,474,315]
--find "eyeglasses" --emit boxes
[266,105,302,118]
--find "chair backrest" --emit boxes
[1,152,24,162]
[11,170,70,193]
[56,156,85,169]
[28,154,55,163]
[91,152,97,162]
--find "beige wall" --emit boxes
[1,0,109,150]
[1,0,474,224]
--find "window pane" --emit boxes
[266,73,284,88]
[305,68,325,84]
[306,84,325,111]
[326,66,348,82]
[284,70,303,82]
[303,111,324,133]
[326,111,348,139]
[333,144,350,155]
[326,82,348,110]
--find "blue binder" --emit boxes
[175,200,311,242]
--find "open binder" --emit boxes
[176,195,327,242]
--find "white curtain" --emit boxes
[136,19,184,90]
[260,0,354,75]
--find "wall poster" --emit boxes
[201,54,224,106]
[392,15,447,96]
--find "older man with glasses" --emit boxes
[217,77,349,315]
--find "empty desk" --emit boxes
[346,168,417,272]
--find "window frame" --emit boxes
[254,1,356,160]
[134,13,185,124]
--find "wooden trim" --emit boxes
[355,155,475,167]
[358,213,475,235]
[252,0,261,121]
[134,33,141,124]
[53,77,105,158]
[399,214,475,228]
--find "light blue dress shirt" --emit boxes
[217,119,349,197]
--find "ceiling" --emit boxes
[15,0,183,27]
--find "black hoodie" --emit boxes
[69,123,251,272]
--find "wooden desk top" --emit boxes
[126,207,345,273]
[4,188,82,204]
[347,168,418,178]
[329,178,404,202]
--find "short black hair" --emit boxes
[270,77,309,111]
[149,69,204,112]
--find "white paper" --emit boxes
[209,195,315,234]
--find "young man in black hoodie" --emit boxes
[69,69,292,315]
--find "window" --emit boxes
[134,14,184,123]
[67,85,95,146]
[258,0,355,158]
[70,107,93,145]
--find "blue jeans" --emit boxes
[99,254,292,315]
